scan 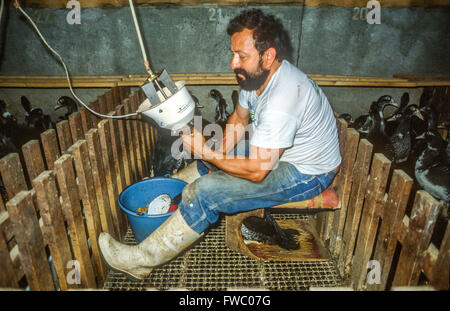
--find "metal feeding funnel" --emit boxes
[139,70,195,132]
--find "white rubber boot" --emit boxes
[171,160,202,184]
[98,209,202,281]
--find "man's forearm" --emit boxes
[216,111,248,154]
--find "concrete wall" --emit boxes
[0,5,448,122]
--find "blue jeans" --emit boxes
[178,152,337,234]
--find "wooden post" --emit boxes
[32,171,77,290]
[115,104,132,187]
[68,140,105,281]
[427,222,449,290]
[85,128,119,240]
[98,119,126,240]
[329,127,359,257]
[105,89,114,113]
[40,129,61,170]
[0,231,18,288]
[123,98,138,183]
[98,94,107,115]
[338,139,373,277]
[107,111,126,193]
[56,120,73,154]
[369,170,413,290]
[89,99,101,127]
[351,153,391,290]
[54,154,97,289]
[392,191,442,287]
[69,111,84,143]
[78,107,91,133]
[135,90,149,177]
[6,191,54,290]
[322,118,348,243]
[21,140,45,182]
[129,92,144,179]
[0,153,28,200]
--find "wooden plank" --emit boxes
[54,154,97,289]
[129,93,144,180]
[0,230,18,288]
[107,111,126,193]
[32,170,76,290]
[0,193,4,212]
[78,107,91,133]
[338,139,373,277]
[6,191,54,290]
[105,89,115,113]
[97,95,107,115]
[0,153,28,200]
[322,119,348,242]
[68,140,105,281]
[368,169,413,290]
[97,119,126,241]
[85,129,119,240]
[56,120,73,154]
[19,0,450,8]
[424,222,449,290]
[21,140,45,182]
[138,90,153,177]
[392,191,442,288]
[69,112,84,143]
[351,153,391,290]
[329,127,359,257]
[40,129,61,170]
[115,105,132,187]
[134,91,150,177]
[88,99,101,127]
[430,221,449,290]
[123,98,138,183]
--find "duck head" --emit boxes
[208,89,223,102]
[54,96,78,114]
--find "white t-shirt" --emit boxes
[238,60,341,175]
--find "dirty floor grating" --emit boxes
[103,214,343,291]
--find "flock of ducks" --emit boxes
[0,95,78,158]
[339,93,449,203]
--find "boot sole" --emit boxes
[98,243,148,282]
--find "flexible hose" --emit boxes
[14,0,139,120]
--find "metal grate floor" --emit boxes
[103,214,343,291]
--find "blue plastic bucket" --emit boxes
[118,177,187,243]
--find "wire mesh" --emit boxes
[103,214,342,291]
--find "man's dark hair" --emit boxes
[227,9,294,63]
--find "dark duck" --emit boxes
[21,96,54,131]
[54,96,78,121]
[241,209,300,250]
[352,95,397,137]
[384,105,424,165]
[366,95,399,153]
[414,131,450,203]
[208,89,230,129]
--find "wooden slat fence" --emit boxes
[316,119,449,291]
[0,86,158,290]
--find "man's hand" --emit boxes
[181,127,209,159]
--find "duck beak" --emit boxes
[413,110,424,120]
[389,99,400,109]
[54,103,63,111]
[415,133,425,140]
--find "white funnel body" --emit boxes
[140,81,195,131]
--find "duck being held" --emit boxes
[415,131,450,203]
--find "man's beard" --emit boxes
[234,60,270,91]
